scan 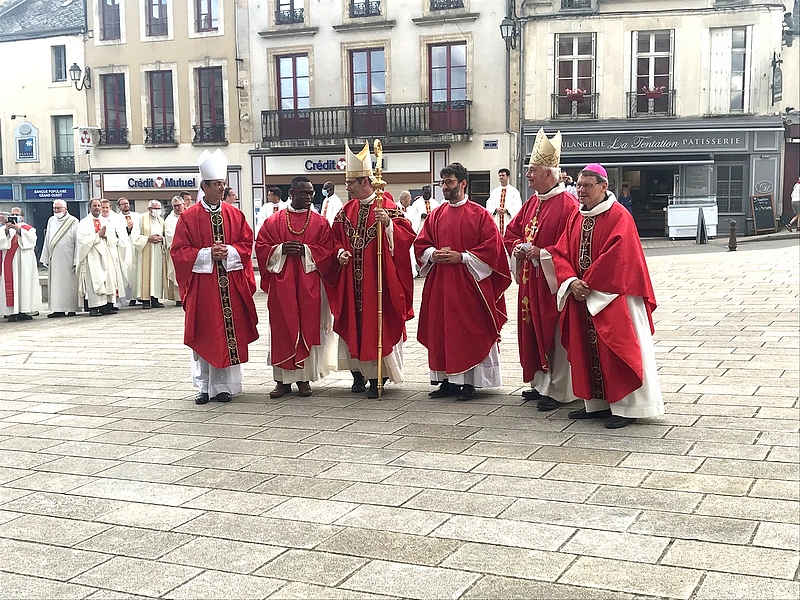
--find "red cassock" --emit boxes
[550,201,657,403]
[414,201,512,375]
[503,190,578,382]
[255,209,335,370]
[170,203,259,369]
[324,197,415,361]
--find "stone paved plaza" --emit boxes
[0,236,798,599]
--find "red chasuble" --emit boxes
[550,200,657,403]
[255,209,335,370]
[503,190,578,382]
[170,202,259,369]
[414,201,512,375]
[325,196,415,362]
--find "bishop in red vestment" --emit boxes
[415,162,511,401]
[255,176,337,399]
[171,149,259,405]
[548,164,664,429]
[503,128,579,411]
[326,142,415,399]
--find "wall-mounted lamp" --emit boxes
[69,63,91,91]
[500,16,517,51]
[10,114,27,120]
[784,11,799,47]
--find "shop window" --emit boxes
[146,0,168,36]
[52,46,67,82]
[100,0,121,41]
[554,33,597,119]
[716,164,744,214]
[195,67,225,143]
[429,42,468,132]
[100,74,128,145]
[147,71,175,143]
[277,54,310,137]
[196,0,218,31]
[709,26,750,114]
[276,0,304,24]
[53,115,74,174]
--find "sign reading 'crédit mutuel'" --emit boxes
[560,132,748,153]
[103,173,198,191]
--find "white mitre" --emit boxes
[529,128,562,168]
[198,149,228,181]
[345,142,373,178]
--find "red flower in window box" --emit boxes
[642,86,666,99]
[565,88,587,101]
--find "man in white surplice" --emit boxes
[40,200,79,318]
[163,195,184,305]
[114,197,139,305]
[0,207,42,321]
[132,199,168,309]
[77,199,122,317]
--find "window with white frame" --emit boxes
[52,45,67,82]
[195,0,218,32]
[634,30,672,95]
[146,0,168,36]
[100,0,121,41]
[555,33,595,116]
[709,26,751,114]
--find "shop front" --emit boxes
[525,117,784,237]
[90,167,242,214]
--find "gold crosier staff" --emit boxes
[370,140,387,399]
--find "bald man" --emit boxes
[40,200,79,317]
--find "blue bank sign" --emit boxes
[25,185,76,200]
[0,185,12,200]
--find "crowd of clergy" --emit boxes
[0,130,664,429]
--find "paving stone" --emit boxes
[183,489,286,515]
[95,503,202,530]
[267,581,396,599]
[243,456,337,477]
[543,463,648,486]
[160,537,285,574]
[0,571,94,599]
[749,479,800,501]
[432,515,574,550]
[6,471,94,493]
[33,455,122,475]
[565,433,692,455]
[316,462,400,483]
[250,475,351,499]
[315,527,461,566]
[75,525,193,559]
[70,478,209,506]
[254,549,366,586]
[688,441,770,460]
[0,513,110,547]
[177,468,272,491]
[471,474,597,502]
[329,482,421,506]
[460,441,538,459]
[561,529,670,563]
[696,494,800,524]
[500,498,640,532]
[695,572,800,600]
[442,542,575,581]
[72,556,201,597]
[340,559,479,600]
[639,471,752,495]
[559,556,702,599]
[528,445,627,466]
[753,521,800,550]
[663,539,799,579]
[588,485,702,513]
[0,537,108,581]
[470,457,554,478]
[334,504,449,535]
[166,570,284,599]
[462,574,645,599]
[93,462,202,484]
[303,430,401,448]
[263,496,358,524]
[628,510,757,544]
[2,490,123,520]
[302,445,406,465]
[402,489,514,517]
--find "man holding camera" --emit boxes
[0,207,41,322]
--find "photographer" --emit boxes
[0,207,41,322]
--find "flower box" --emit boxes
[641,86,666,100]
[565,88,587,102]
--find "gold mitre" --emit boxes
[345,141,373,178]
[529,128,562,168]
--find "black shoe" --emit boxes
[605,415,637,429]
[66,312,76,317]
[522,388,542,401]
[47,312,67,319]
[536,396,561,412]
[212,392,232,403]
[151,299,165,308]
[141,302,152,309]
[129,300,138,307]
[99,305,115,315]
[89,308,103,317]
[429,381,459,398]
[195,392,210,405]
[458,384,476,401]
[366,379,379,399]
[351,371,366,393]
[7,314,18,322]
[568,408,612,420]
[175,301,182,307]
[15,313,33,321]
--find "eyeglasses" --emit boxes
[575,182,598,189]
[439,178,460,187]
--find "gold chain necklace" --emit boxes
[286,208,312,235]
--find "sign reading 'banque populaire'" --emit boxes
[559,132,749,154]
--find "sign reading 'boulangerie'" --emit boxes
[560,132,748,153]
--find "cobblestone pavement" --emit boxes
[1,237,798,599]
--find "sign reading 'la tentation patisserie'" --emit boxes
[560,132,749,153]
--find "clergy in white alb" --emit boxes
[132,200,169,308]
[319,181,344,225]
[77,199,122,316]
[39,200,79,317]
[485,168,523,236]
[163,195,184,304]
[407,184,440,234]
[0,207,42,321]
[115,197,140,304]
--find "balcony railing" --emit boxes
[627,89,676,118]
[561,0,592,8]
[145,125,177,144]
[350,1,381,17]
[551,93,599,120]
[431,0,464,9]
[99,127,129,146]
[193,123,226,144]
[53,155,75,174]
[276,8,304,24]
[261,101,472,142]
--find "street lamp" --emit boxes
[69,63,91,91]
[500,16,517,51]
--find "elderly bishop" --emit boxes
[40,200,80,318]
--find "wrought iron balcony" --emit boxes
[551,92,599,120]
[145,125,177,144]
[276,7,304,24]
[350,1,381,17]
[261,101,472,144]
[53,155,75,174]
[430,0,464,9]
[99,127,129,146]
[193,123,227,144]
[561,0,592,8]
[627,89,676,118]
